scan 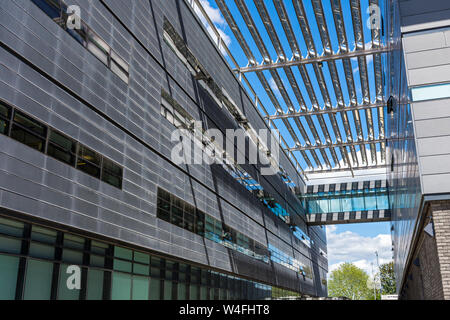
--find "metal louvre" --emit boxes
[191,0,389,180]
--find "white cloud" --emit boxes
[326,225,392,277]
[192,0,231,55]
[199,0,225,25]
[269,77,278,92]
[269,77,283,97]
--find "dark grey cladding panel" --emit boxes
[231,250,275,283]
[271,262,302,293]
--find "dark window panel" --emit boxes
[10,124,45,152]
[13,111,46,137]
[157,207,170,223]
[77,145,101,166]
[76,160,101,178]
[47,130,76,166]
[102,158,122,176]
[0,102,11,119]
[0,119,9,135]
[172,197,184,210]
[31,0,62,20]
[49,130,76,152]
[184,211,195,233]
[101,171,122,188]
[195,210,205,236]
[47,143,75,165]
[157,198,171,212]
[171,206,183,228]
[157,188,171,203]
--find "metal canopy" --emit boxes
[190,0,389,180]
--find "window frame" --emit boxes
[10,110,47,152]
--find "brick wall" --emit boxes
[401,200,450,299]
[430,201,450,299]
[418,224,444,299]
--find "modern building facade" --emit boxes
[389,0,450,300]
[1,0,449,301]
[0,0,328,300]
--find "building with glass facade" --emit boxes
[0,0,327,300]
[389,0,450,300]
[1,0,449,300]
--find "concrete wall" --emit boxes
[0,0,327,296]
[402,26,450,195]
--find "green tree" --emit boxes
[379,261,396,294]
[328,263,372,300]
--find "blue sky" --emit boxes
[326,222,392,276]
[194,0,385,170]
[192,0,392,276]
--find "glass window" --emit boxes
[113,259,132,273]
[157,199,171,222]
[0,217,23,237]
[0,102,10,118]
[200,286,208,300]
[158,188,171,202]
[10,111,46,152]
[177,283,186,300]
[58,264,81,300]
[111,52,129,84]
[31,225,57,244]
[341,196,353,212]
[64,233,85,250]
[111,51,129,73]
[101,158,122,188]
[189,285,198,300]
[195,210,205,236]
[86,30,109,66]
[68,26,87,46]
[86,269,104,300]
[149,278,161,300]
[31,0,62,19]
[24,259,53,300]
[132,276,149,300]
[134,251,149,265]
[0,235,22,254]
[133,263,149,276]
[91,240,108,255]
[365,192,378,211]
[114,246,132,260]
[90,254,105,268]
[171,205,184,228]
[184,204,195,233]
[163,280,172,300]
[205,215,215,241]
[111,272,131,300]
[411,82,450,101]
[47,130,76,166]
[62,249,83,264]
[150,266,160,279]
[0,102,11,135]
[377,193,389,210]
[12,111,46,136]
[0,254,19,299]
[29,242,54,259]
[77,144,101,178]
